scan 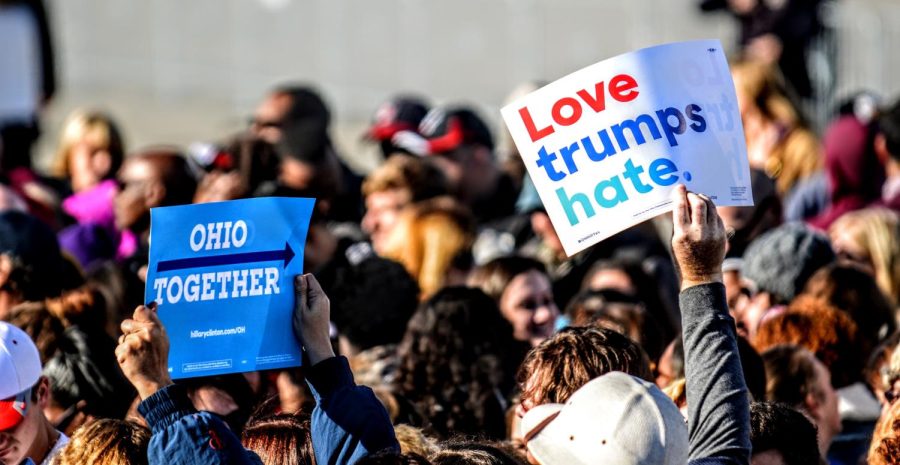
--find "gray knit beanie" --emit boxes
[741,223,835,304]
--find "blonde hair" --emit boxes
[381,197,474,299]
[54,419,150,465]
[53,110,124,179]
[830,208,900,305]
[731,60,821,194]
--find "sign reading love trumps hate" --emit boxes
[146,197,315,379]
[502,40,753,256]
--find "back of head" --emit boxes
[241,413,314,465]
[517,326,651,407]
[396,287,515,438]
[381,198,475,298]
[430,441,526,465]
[0,211,64,302]
[750,402,820,465]
[754,296,861,387]
[418,107,494,154]
[273,84,331,129]
[742,223,835,304]
[329,255,419,352]
[761,345,821,408]
[521,372,688,465]
[54,419,150,465]
[802,263,896,353]
[870,396,900,465]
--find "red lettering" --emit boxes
[610,74,639,102]
[551,97,583,126]
[519,106,555,142]
[576,81,606,112]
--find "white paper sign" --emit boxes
[502,40,753,256]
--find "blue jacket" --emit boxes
[139,355,398,465]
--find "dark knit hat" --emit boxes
[741,223,835,304]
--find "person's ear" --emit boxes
[0,254,12,291]
[804,390,823,423]
[91,150,113,179]
[36,376,51,410]
[143,180,167,209]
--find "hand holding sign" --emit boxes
[116,303,172,400]
[292,274,336,366]
[670,184,727,291]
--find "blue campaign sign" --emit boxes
[145,197,315,379]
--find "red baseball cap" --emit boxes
[0,389,29,431]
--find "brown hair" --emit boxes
[362,155,447,200]
[467,255,547,302]
[54,419,150,465]
[517,326,652,407]
[753,296,861,387]
[380,197,474,299]
[241,413,315,465]
[761,345,825,408]
[870,397,900,465]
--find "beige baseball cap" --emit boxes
[522,371,689,465]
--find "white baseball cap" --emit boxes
[0,322,41,429]
[521,371,689,465]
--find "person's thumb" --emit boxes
[305,273,327,312]
[133,302,157,323]
[292,274,307,343]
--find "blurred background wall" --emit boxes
[37,0,900,172]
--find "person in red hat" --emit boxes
[0,321,67,465]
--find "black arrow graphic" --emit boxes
[156,242,295,272]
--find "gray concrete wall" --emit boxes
[36,0,900,173]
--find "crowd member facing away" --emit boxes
[0,211,68,320]
[394,287,518,440]
[876,98,900,210]
[519,185,751,465]
[468,256,559,348]
[380,197,474,299]
[749,402,820,465]
[53,419,149,465]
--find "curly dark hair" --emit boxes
[516,326,651,406]
[394,287,517,439]
[430,441,526,465]
[750,402,820,465]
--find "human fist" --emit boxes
[292,274,335,365]
[671,184,727,290]
[115,302,172,400]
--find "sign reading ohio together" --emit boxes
[146,197,315,379]
[501,40,753,256]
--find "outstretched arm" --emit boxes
[116,304,261,465]
[293,274,400,465]
[670,185,751,465]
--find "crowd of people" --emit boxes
[3,2,900,464]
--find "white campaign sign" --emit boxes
[502,40,753,256]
